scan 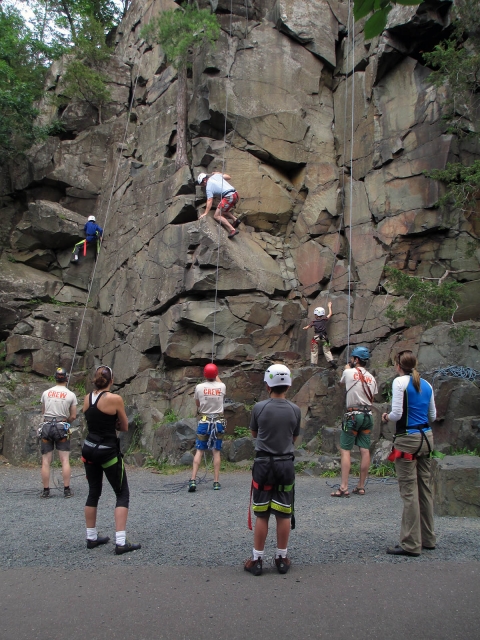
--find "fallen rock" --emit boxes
[431,455,480,517]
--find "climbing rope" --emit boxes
[429,365,480,384]
[67,3,155,385]
[209,0,242,363]
[346,6,355,361]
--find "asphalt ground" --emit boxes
[0,465,479,639]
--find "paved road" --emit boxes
[1,562,478,640]
[1,467,478,639]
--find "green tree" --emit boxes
[0,5,55,157]
[384,267,462,328]
[353,0,422,40]
[54,16,113,124]
[141,2,220,170]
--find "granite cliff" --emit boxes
[1,0,479,462]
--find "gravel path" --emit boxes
[1,464,479,569]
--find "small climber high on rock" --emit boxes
[71,215,103,263]
[303,301,337,369]
[197,172,240,239]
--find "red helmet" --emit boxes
[204,363,218,380]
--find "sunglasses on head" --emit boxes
[95,365,113,377]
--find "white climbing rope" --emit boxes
[346,4,356,361]
[209,0,242,363]
[67,4,155,385]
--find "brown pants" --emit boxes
[311,336,333,365]
[394,432,436,554]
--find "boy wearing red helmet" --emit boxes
[188,363,226,492]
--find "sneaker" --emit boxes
[232,218,241,228]
[64,487,72,498]
[244,558,263,576]
[87,536,110,549]
[71,255,78,263]
[228,229,239,239]
[41,488,50,499]
[213,481,221,490]
[188,479,197,492]
[115,540,141,555]
[275,556,291,574]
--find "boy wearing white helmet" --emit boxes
[71,215,104,263]
[197,171,240,238]
[302,301,336,368]
[244,364,301,577]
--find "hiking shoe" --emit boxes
[386,545,420,557]
[188,479,197,492]
[87,536,110,549]
[228,230,239,239]
[213,481,221,490]
[244,558,263,576]
[41,488,50,499]
[115,540,141,555]
[275,556,291,574]
[329,361,338,369]
[64,487,72,498]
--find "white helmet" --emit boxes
[88,215,96,222]
[264,364,292,388]
[197,172,207,184]
[314,306,325,317]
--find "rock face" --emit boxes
[0,0,479,463]
[431,455,480,517]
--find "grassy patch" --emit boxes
[448,446,480,457]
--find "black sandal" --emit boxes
[331,488,350,498]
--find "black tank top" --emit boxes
[84,391,118,444]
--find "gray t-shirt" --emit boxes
[249,398,301,455]
[41,385,78,420]
[194,381,226,415]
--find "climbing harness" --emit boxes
[248,453,296,531]
[38,418,71,442]
[196,414,226,450]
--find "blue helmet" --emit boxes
[351,346,370,361]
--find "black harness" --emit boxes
[38,418,70,442]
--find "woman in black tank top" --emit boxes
[82,365,141,555]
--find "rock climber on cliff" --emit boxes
[197,172,240,239]
[71,215,103,263]
[303,301,337,369]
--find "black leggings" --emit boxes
[82,444,130,509]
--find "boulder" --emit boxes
[228,436,255,462]
[11,201,85,251]
[431,455,480,517]
[151,419,197,463]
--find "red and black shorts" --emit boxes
[252,454,295,519]
[219,191,239,213]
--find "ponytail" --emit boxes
[396,350,421,392]
[92,365,112,390]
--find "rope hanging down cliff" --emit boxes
[323,0,356,361]
[67,4,155,384]
[207,0,246,364]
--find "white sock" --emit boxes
[116,531,126,546]
[276,548,287,559]
[252,548,264,560]
[86,527,97,541]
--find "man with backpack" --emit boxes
[39,367,77,498]
[331,347,377,498]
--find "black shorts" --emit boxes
[252,455,295,519]
[41,438,71,455]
